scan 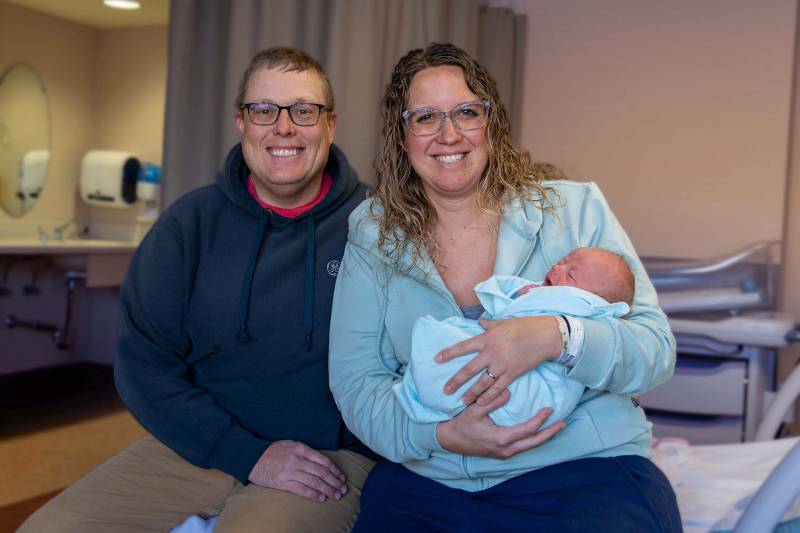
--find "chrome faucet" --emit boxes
[37,226,49,242]
[52,220,76,241]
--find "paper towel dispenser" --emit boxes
[80,150,141,208]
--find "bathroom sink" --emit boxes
[0,236,138,286]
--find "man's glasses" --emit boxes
[241,102,330,126]
[402,100,490,136]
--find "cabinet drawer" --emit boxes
[647,411,744,444]
[638,357,746,416]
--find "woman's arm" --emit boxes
[437,315,564,406]
[329,240,562,461]
[436,182,675,403]
[436,393,564,458]
[564,182,675,396]
[329,241,442,463]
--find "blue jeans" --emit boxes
[352,455,682,532]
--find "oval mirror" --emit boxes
[0,64,50,217]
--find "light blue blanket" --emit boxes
[393,276,629,427]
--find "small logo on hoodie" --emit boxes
[327,260,340,277]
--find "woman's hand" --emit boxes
[436,390,565,458]
[436,315,563,406]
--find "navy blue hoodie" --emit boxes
[115,143,371,483]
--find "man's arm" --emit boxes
[115,222,346,501]
[115,222,267,482]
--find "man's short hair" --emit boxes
[235,47,335,110]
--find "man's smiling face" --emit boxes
[235,67,336,208]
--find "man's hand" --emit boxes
[436,390,565,459]
[248,440,347,502]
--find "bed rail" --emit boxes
[734,440,800,533]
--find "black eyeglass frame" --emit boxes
[401,99,491,136]
[240,102,331,126]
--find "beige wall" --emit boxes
[0,2,167,232]
[0,1,96,228]
[519,0,795,259]
[93,27,167,165]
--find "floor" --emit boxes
[0,363,146,532]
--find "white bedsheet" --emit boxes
[651,436,800,533]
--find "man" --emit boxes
[21,47,374,532]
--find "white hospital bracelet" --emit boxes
[559,315,585,367]
[553,316,570,363]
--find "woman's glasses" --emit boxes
[402,100,490,136]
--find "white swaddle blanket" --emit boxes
[393,275,630,427]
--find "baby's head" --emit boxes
[544,247,635,305]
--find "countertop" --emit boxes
[0,238,138,255]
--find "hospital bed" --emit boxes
[642,241,800,532]
[651,363,800,532]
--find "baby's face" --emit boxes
[543,249,608,294]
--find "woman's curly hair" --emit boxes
[373,42,555,266]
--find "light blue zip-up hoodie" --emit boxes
[329,180,675,491]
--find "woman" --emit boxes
[329,43,681,532]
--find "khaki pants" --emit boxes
[19,436,375,533]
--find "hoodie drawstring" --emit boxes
[237,216,270,344]
[303,217,316,351]
[236,214,316,350]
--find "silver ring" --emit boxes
[485,369,497,380]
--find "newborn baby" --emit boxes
[393,247,635,427]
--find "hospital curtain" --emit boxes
[161,0,526,206]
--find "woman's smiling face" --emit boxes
[403,66,489,202]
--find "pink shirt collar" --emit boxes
[247,172,332,218]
